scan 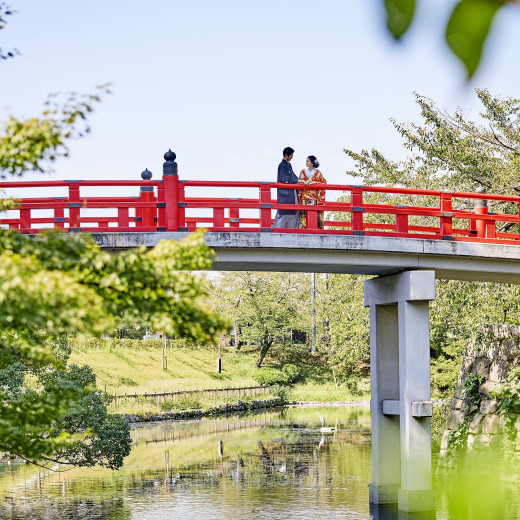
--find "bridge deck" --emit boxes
[91,231,520,284]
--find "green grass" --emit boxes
[68,339,370,412]
[289,380,370,402]
[69,341,258,395]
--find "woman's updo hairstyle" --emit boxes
[307,155,320,168]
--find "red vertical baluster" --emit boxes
[229,207,240,228]
[157,180,165,230]
[259,184,272,231]
[396,211,409,235]
[118,208,129,229]
[68,182,81,230]
[213,207,225,229]
[20,208,31,231]
[307,206,318,230]
[469,217,476,237]
[178,181,186,230]
[350,187,364,234]
[440,192,453,239]
[134,196,142,227]
[54,206,65,229]
[486,216,496,238]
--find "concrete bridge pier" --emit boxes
[364,270,436,513]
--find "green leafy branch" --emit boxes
[384,0,516,79]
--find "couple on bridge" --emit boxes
[272,146,327,229]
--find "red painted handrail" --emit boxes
[1,175,520,244]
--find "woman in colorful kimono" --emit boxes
[298,155,327,229]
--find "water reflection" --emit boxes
[0,406,518,520]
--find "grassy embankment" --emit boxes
[68,339,370,414]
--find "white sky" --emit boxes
[2,0,520,195]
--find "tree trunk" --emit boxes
[255,340,272,368]
[234,323,241,351]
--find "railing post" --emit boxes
[140,168,155,228]
[117,207,129,229]
[259,184,272,231]
[162,149,179,231]
[396,207,408,235]
[54,205,65,230]
[213,207,225,228]
[307,203,318,230]
[474,187,488,238]
[68,182,81,231]
[351,187,364,234]
[440,192,453,239]
[157,180,165,230]
[20,207,31,231]
[229,207,240,228]
[178,180,187,231]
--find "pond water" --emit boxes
[0,406,518,520]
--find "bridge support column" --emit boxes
[364,270,436,513]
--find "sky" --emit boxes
[2,1,520,200]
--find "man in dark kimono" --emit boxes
[272,147,299,228]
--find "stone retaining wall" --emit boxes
[437,324,520,473]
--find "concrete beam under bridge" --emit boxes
[91,231,520,284]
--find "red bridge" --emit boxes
[0,149,517,244]
[3,149,520,513]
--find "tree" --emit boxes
[0,229,226,467]
[0,6,226,468]
[344,88,520,394]
[314,274,370,378]
[209,272,309,367]
[345,89,520,218]
[383,0,517,79]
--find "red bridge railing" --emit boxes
[1,150,519,244]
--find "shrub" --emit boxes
[269,384,290,403]
[282,363,300,383]
[252,368,288,386]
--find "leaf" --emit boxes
[446,0,505,79]
[384,0,416,40]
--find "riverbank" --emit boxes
[69,341,371,410]
[121,396,285,424]
[120,398,376,425]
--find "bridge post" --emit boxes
[140,168,155,228]
[162,150,179,231]
[364,270,436,513]
[474,187,488,238]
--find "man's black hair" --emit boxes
[283,147,294,157]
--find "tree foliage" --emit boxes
[0,229,226,466]
[210,271,371,378]
[314,274,370,377]
[384,0,514,79]
[1,8,225,466]
[0,88,111,178]
[345,88,520,394]
[346,89,520,195]
[209,272,309,367]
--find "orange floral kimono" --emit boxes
[298,168,327,229]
